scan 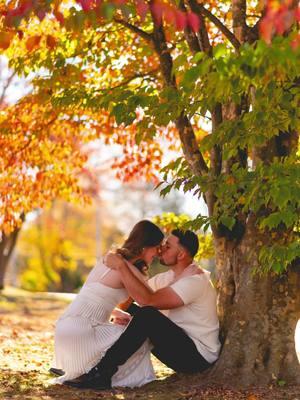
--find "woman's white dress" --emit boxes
[53,261,155,387]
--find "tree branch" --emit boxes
[113,18,153,43]
[232,0,248,43]
[211,103,223,176]
[190,0,241,50]
[0,70,17,106]
[94,69,159,93]
[186,0,212,54]
[149,14,209,176]
[178,0,201,53]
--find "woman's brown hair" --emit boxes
[116,220,164,272]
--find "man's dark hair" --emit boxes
[171,229,199,258]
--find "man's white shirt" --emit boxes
[148,267,221,363]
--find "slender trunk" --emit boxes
[211,218,300,385]
[0,227,22,289]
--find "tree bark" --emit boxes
[0,227,22,290]
[212,217,300,385]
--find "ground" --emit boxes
[0,287,299,400]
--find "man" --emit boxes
[65,229,221,390]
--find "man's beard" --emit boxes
[159,257,167,266]
[159,255,177,267]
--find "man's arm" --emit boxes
[105,253,184,310]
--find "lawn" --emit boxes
[0,287,299,400]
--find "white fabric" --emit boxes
[148,267,221,363]
[53,261,155,387]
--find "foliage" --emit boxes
[0,0,299,276]
[17,200,123,292]
[0,94,96,234]
[153,212,215,261]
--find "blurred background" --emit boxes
[1,55,215,293]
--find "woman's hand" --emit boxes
[110,308,132,326]
[104,252,126,270]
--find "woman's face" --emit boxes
[141,244,161,265]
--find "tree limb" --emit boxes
[232,0,247,43]
[0,70,17,106]
[179,0,201,53]
[94,69,159,92]
[190,0,241,50]
[186,0,212,54]
[113,18,153,43]
[149,15,209,176]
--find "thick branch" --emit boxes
[176,113,209,175]
[150,18,209,176]
[179,0,202,53]
[232,0,248,43]
[211,103,223,176]
[191,0,241,50]
[0,214,24,289]
[186,0,212,54]
[113,18,153,43]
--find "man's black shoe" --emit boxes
[63,367,112,390]
[49,368,65,376]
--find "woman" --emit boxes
[52,220,164,388]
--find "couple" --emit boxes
[51,220,221,390]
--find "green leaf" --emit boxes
[219,216,235,230]
[213,44,228,59]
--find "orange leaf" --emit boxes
[26,35,41,52]
[0,31,13,50]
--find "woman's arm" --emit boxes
[105,253,184,310]
[105,253,157,305]
[104,253,154,292]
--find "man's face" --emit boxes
[159,235,183,266]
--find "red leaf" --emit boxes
[259,17,273,43]
[187,12,200,32]
[151,1,163,26]
[19,0,33,16]
[164,6,175,24]
[78,0,93,12]
[54,10,65,25]
[175,10,187,30]
[17,30,24,39]
[291,33,300,49]
[36,9,46,21]
[136,0,148,21]
[46,34,57,49]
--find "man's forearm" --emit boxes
[118,263,152,305]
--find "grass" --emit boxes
[0,287,299,400]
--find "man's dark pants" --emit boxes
[101,304,211,374]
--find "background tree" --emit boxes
[16,200,123,292]
[0,0,300,385]
[0,94,98,288]
[0,56,29,290]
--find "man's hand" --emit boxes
[104,252,125,270]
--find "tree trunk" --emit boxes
[0,227,22,290]
[211,217,300,385]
